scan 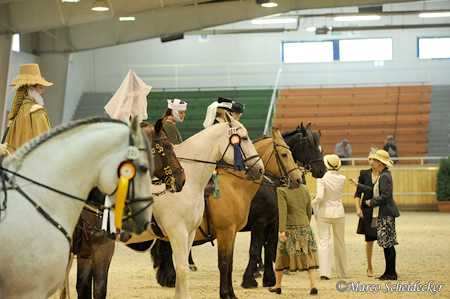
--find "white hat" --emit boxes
[104,69,151,123]
[324,154,342,170]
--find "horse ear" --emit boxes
[317,130,322,139]
[155,119,163,133]
[306,123,312,131]
[272,127,282,139]
[224,111,234,125]
[130,116,143,145]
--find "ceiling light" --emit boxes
[261,2,278,8]
[119,16,135,21]
[334,15,381,21]
[306,27,316,32]
[251,18,297,24]
[92,0,109,11]
[62,0,80,2]
[418,12,450,18]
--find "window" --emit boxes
[12,34,20,52]
[339,38,392,61]
[282,41,334,63]
[418,37,450,59]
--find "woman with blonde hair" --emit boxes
[349,149,400,280]
[5,63,52,154]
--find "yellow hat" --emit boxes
[9,63,53,93]
[324,154,341,170]
[371,149,394,167]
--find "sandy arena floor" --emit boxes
[51,211,450,299]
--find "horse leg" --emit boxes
[92,237,115,299]
[150,239,176,287]
[188,250,197,272]
[217,229,238,299]
[262,220,277,287]
[76,255,93,299]
[241,223,264,289]
[170,232,192,299]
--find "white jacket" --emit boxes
[312,170,346,218]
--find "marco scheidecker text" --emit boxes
[336,280,444,295]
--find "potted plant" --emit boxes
[436,155,450,213]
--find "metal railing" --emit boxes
[340,156,445,166]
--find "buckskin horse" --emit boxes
[121,113,264,299]
[61,119,186,299]
[0,117,154,299]
[150,123,326,299]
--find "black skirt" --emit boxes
[357,207,377,239]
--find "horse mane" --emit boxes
[281,127,301,138]
[252,136,270,144]
[14,117,126,161]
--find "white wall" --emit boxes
[67,26,450,96]
[62,51,95,122]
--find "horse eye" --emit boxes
[242,136,248,141]
[139,165,148,173]
[165,144,172,150]
[282,153,288,158]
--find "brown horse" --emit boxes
[62,119,185,299]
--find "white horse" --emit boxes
[0,117,154,299]
[122,113,265,299]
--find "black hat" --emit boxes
[232,101,245,114]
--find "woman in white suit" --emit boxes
[312,154,348,280]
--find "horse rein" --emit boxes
[0,131,154,246]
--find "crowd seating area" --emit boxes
[273,86,431,163]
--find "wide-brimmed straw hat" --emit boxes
[371,149,394,167]
[9,63,53,93]
[324,154,341,170]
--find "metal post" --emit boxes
[263,68,282,137]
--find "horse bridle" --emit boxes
[150,130,184,196]
[264,141,301,187]
[177,125,262,175]
[0,131,154,246]
[294,133,323,173]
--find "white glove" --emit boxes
[0,143,9,156]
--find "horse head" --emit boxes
[219,113,264,181]
[282,123,327,178]
[98,116,154,234]
[140,119,186,192]
[269,127,303,188]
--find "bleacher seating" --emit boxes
[273,86,431,163]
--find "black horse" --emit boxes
[241,123,326,288]
[150,123,326,292]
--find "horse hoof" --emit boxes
[241,279,258,289]
[189,264,198,272]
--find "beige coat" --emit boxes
[5,96,51,154]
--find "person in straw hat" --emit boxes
[4,63,52,154]
[349,149,400,281]
[311,154,348,280]
[349,147,379,278]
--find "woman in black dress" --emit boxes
[349,148,378,277]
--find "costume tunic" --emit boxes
[5,96,51,154]
[163,119,182,145]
